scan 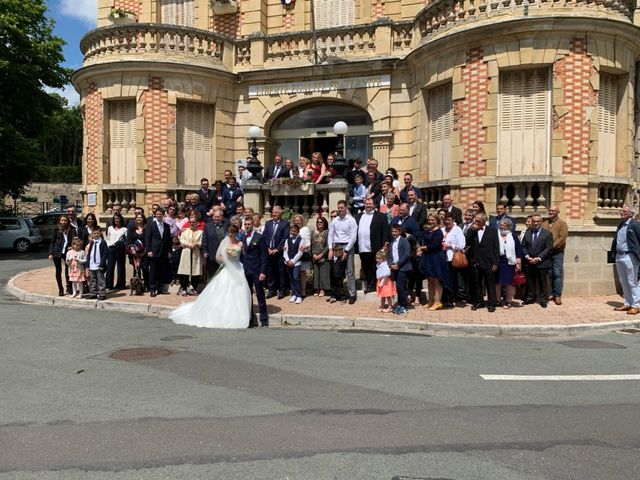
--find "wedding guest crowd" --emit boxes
[46,152,575,316]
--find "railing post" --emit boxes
[250,34,265,68]
[373,20,392,56]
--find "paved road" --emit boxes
[1,250,639,480]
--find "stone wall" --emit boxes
[3,183,83,205]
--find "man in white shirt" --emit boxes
[328,200,358,303]
[357,198,389,293]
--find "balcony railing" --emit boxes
[497,182,550,215]
[415,0,634,42]
[595,182,629,219]
[103,188,137,214]
[421,186,451,213]
[80,23,227,66]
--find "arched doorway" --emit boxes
[270,102,373,163]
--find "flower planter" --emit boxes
[271,183,315,196]
[212,0,238,14]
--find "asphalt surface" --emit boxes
[1,248,639,479]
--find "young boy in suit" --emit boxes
[87,227,108,300]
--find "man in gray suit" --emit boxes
[610,205,640,315]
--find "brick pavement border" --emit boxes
[7,270,640,337]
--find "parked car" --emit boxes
[0,217,43,252]
[30,213,64,242]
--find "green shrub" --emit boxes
[19,195,38,202]
[34,165,81,183]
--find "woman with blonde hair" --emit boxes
[310,152,327,184]
[417,213,451,310]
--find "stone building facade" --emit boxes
[73,0,640,295]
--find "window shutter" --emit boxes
[499,69,549,176]
[109,100,136,184]
[178,102,214,185]
[428,84,452,181]
[598,74,617,176]
[162,0,176,24]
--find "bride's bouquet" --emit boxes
[226,245,242,258]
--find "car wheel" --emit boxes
[14,239,31,253]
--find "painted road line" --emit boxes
[481,374,640,381]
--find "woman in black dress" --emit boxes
[48,215,78,296]
[127,213,148,289]
[417,213,451,311]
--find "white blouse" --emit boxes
[106,226,127,247]
[440,225,466,262]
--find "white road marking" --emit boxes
[481,374,640,381]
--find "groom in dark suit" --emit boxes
[465,212,500,312]
[145,208,172,297]
[242,216,269,327]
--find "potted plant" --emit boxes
[212,0,238,15]
[109,8,137,24]
[269,177,314,196]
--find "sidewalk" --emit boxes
[8,267,640,336]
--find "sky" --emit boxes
[44,0,98,106]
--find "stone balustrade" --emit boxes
[596,183,629,216]
[497,181,550,215]
[415,0,634,41]
[103,188,137,215]
[421,186,451,213]
[80,23,227,66]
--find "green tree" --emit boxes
[0,0,71,198]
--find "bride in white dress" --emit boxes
[169,224,251,329]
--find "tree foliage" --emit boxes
[0,0,71,198]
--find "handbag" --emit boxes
[607,250,616,264]
[451,250,468,269]
[512,271,527,286]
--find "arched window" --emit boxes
[161,0,194,27]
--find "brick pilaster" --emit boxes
[83,83,103,186]
[142,77,174,185]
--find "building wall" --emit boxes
[78,1,640,294]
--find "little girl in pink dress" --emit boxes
[376,249,396,313]
[66,238,87,298]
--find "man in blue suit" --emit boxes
[242,216,270,327]
[262,205,290,299]
[390,203,423,244]
[489,201,516,232]
[222,176,244,218]
[389,223,413,314]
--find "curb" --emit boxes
[7,271,640,336]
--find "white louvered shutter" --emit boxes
[109,100,136,184]
[598,74,617,176]
[161,0,176,24]
[178,102,213,186]
[499,69,549,176]
[162,0,194,26]
[428,84,452,181]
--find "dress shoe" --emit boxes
[627,307,640,315]
[266,292,276,299]
[260,322,269,327]
[348,297,356,305]
[150,291,157,298]
[58,289,65,297]
[614,305,631,312]
[523,299,534,305]
[488,305,496,313]
[554,296,562,305]
[277,292,285,300]
[87,294,97,300]
[540,301,548,308]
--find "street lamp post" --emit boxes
[246,126,263,181]
[332,121,349,179]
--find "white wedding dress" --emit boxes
[169,236,251,329]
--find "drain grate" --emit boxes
[618,328,640,335]
[160,335,193,341]
[556,340,626,349]
[338,329,430,337]
[109,347,174,361]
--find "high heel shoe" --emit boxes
[428,302,443,311]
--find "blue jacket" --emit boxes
[263,219,290,252]
[489,214,516,232]
[241,231,269,277]
[388,236,412,272]
[222,186,244,217]
[87,239,108,270]
[390,215,423,244]
[611,219,640,263]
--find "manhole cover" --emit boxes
[160,335,193,341]
[619,328,640,334]
[109,347,174,361]
[557,340,626,349]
